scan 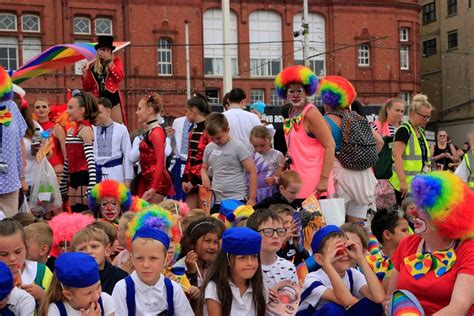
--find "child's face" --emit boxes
[344,232,365,253]
[280,183,302,203]
[99,198,121,222]
[387,219,410,247]
[131,238,167,286]
[66,97,85,122]
[117,217,131,248]
[0,232,27,273]
[195,232,219,263]
[279,213,293,229]
[258,219,285,254]
[185,107,196,123]
[74,240,110,269]
[136,101,154,124]
[63,281,101,310]
[231,254,259,282]
[209,128,231,146]
[25,237,44,262]
[321,236,353,274]
[251,136,270,154]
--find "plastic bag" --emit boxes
[29,158,62,217]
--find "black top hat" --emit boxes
[95,35,116,51]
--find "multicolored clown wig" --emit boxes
[130,196,150,213]
[410,171,474,239]
[318,75,357,109]
[88,179,132,215]
[274,65,318,99]
[0,67,13,102]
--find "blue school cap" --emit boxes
[222,227,261,255]
[311,225,343,254]
[55,252,99,288]
[132,227,170,250]
[0,261,13,301]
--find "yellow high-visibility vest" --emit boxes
[464,151,474,189]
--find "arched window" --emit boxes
[0,13,17,31]
[95,17,113,36]
[73,16,91,35]
[158,38,172,76]
[21,14,40,32]
[249,10,282,77]
[293,12,325,76]
[203,8,238,76]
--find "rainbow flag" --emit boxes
[12,41,130,84]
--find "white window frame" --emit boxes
[95,17,113,36]
[0,13,17,31]
[250,89,265,103]
[400,46,409,70]
[73,16,91,35]
[400,28,409,42]
[358,44,370,67]
[205,89,220,105]
[22,37,41,63]
[0,36,18,70]
[401,92,411,105]
[21,14,40,33]
[157,38,172,76]
[270,89,283,106]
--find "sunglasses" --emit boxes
[258,227,287,237]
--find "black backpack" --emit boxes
[329,110,378,170]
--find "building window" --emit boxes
[358,44,370,66]
[21,15,40,32]
[95,18,113,36]
[157,38,172,76]
[249,10,282,77]
[73,16,91,35]
[422,3,436,24]
[423,39,437,56]
[270,89,283,106]
[400,46,409,70]
[0,13,17,31]
[203,9,238,77]
[448,0,457,15]
[448,30,458,49]
[205,89,220,105]
[22,37,41,63]
[293,12,326,76]
[0,37,18,69]
[401,92,411,106]
[250,89,265,103]
[400,28,409,42]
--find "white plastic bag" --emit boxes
[319,198,346,226]
[29,159,62,217]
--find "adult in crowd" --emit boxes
[274,65,335,199]
[0,67,27,217]
[82,35,125,124]
[93,97,133,184]
[33,97,55,131]
[430,130,459,171]
[455,131,474,188]
[223,88,261,150]
[389,94,432,205]
[372,98,405,209]
[320,76,378,222]
[20,100,43,190]
[387,171,474,315]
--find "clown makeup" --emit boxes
[408,207,428,235]
[286,84,307,108]
[267,281,300,316]
[100,198,121,222]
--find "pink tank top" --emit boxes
[285,104,335,198]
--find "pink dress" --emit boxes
[285,103,335,198]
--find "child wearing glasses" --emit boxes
[247,209,298,290]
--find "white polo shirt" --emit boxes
[47,292,114,316]
[203,280,256,316]
[4,287,36,316]
[112,271,193,316]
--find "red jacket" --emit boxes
[82,56,123,96]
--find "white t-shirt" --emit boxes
[4,287,36,316]
[47,292,114,316]
[223,108,262,150]
[297,268,367,312]
[262,257,298,290]
[203,280,255,316]
[112,271,193,316]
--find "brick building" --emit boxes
[0,0,420,130]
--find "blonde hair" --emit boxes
[250,125,272,142]
[409,94,433,114]
[88,221,117,245]
[71,227,110,250]
[340,223,369,250]
[159,200,180,213]
[139,92,162,114]
[38,274,68,316]
[279,170,302,188]
[33,97,50,106]
[378,98,404,124]
[24,222,53,250]
[181,209,207,231]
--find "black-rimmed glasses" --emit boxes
[258,228,287,237]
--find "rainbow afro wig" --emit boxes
[130,196,150,213]
[0,67,13,102]
[411,171,474,239]
[88,179,132,215]
[274,65,318,99]
[318,75,357,109]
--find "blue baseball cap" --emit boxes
[222,227,261,255]
[311,225,343,254]
[0,261,13,301]
[132,227,170,250]
[55,253,99,288]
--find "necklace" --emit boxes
[423,239,455,253]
